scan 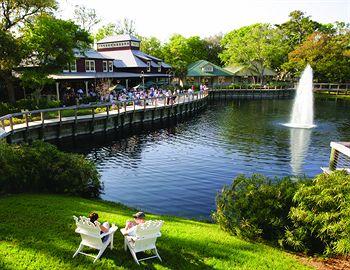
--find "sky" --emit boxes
[58,0,349,41]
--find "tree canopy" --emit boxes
[220,23,288,82]
[20,15,92,95]
[94,18,136,41]
[283,31,350,82]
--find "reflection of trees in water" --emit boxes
[217,100,291,156]
[56,119,192,169]
[314,98,350,138]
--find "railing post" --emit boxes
[329,148,338,171]
[144,98,147,110]
[106,105,110,118]
[1,118,5,130]
[133,100,136,111]
[58,110,62,124]
[124,101,127,112]
[40,112,44,127]
[92,108,95,121]
[74,107,78,123]
[9,116,13,132]
[25,113,29,129]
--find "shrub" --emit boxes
[284,171,350,255]
[213,174,305,242]
[0,98,61,116]
[0,141,102,198]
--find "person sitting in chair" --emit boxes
[88,212,110,241]
[122,211,146,236]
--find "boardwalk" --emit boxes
[0,92,208,142]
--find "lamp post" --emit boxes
[140,71,145,90]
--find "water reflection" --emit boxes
[289,128,312,175]
[57,98,350,218]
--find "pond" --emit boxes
[59,97,350,219]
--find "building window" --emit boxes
[202,65,214,72]
[70,61,77,72]
[63,63,69,73]
[108,61,113,72]
[103,61,108,72]
[85,60,95,72]
[147,61,151,72]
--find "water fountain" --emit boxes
[284,64,316,129]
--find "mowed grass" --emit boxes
[0,194,313,270]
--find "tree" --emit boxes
[162,34,210,80]
[94,18,136,41]
[204,34,223,66]
[220,23,288,83]
[95,23,118,41]
[0,0,57,102]
[73,5,101,33]
[0,0,57,31]
[0,29,23,102]
[283,30,350,82]
[140,36,164,59]
[162,34,193,79]
[277,10,331,50]
[20,15,92,97]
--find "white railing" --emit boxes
[322,142,350,174]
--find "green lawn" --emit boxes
[0,194,313,270]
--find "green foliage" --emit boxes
[0,194,311,269]
[220,23,288,82]
[140,36,164,59]
[94,18,136,41]
[215,172,350,256]
[277,10,327,50]
[0,0,57,31]
[0,141,101,198]
[283,31,350,82]
[21,14,92,94]
[0,0,58,102]
[95,23,119,41]
[213,174,304,241]
[162,34,197,78]
[285,171,350,255]
[0,98,61,116]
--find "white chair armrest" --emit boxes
[75,228,101,238]
[100,225,118,238]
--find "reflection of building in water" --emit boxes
[290,128,312,175]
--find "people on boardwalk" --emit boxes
[61,83,208,106]
[122,211,146,236]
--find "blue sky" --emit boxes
[58,0,349,40]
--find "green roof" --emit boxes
[187,60,234,77]
[224,63,276,77]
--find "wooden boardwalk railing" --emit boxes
[0,92,208,140]
[313,83,350,94]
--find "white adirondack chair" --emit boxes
[72,216,118,263]
[121,220,164,265]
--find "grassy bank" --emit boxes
[0,194,312,270]
[315,92,350,100]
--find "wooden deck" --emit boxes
[0,93,208,142]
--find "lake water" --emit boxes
[60,98,350,219]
